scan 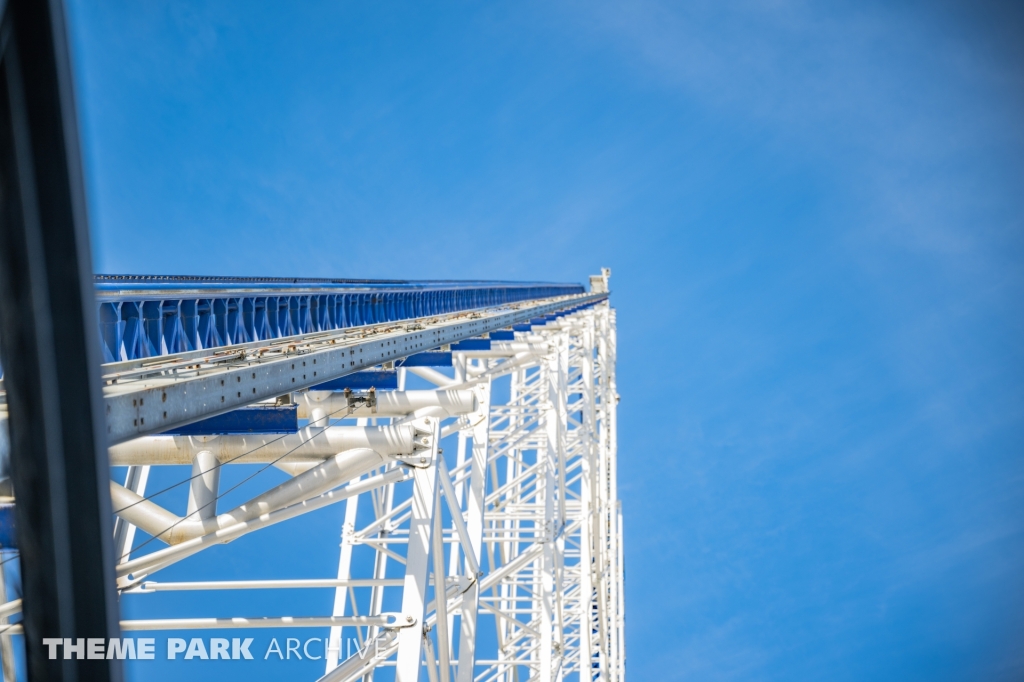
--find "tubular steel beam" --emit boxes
[3,614,415,635]
[0,0,122,679]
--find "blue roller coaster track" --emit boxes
[94,275,584,362]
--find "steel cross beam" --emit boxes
[100,292,606,445]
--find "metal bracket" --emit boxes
[387,613,418,629]
[392,417,436,468]
[343,387,377,413]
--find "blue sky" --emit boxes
[58,1,1024,680]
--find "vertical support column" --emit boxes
[593,302,620,682]
[448,429,467,580]
[447,400,469,599]
[325,493,360,672]
[615,504,625,682]
[185,449,219,526]
[543,332,568,541]
[554,329,569,672]
[431,493,452,682]
[310,404,329,430]
[496,367,523,682]
[578,315,598,679]
[325,414,368,672]
[112,465,150,563]
[455,380,491,682]
[364,465,395,678]
[605,308,622,682]
[452,353,467,384]
[540,327,573,675]
[593,307,612,682]
[0,0,123,678]
[395,417,441,682]
[539,342,560,682]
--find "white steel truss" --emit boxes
[1,277,623,681]
[309,298,624,681]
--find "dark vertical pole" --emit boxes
[0,0,122,680]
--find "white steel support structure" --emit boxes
[310,296,622,682]
[2,275,623,681]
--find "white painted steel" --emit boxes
[0,601,20,621]
[185,449,219,521]
[407,366,458,388]
[110,276,622,682]
[112,464,149,563]
[111,447,387,544]
[114,468,409,588]
[394,418,441,682]
[1,615,415,635]
[138,579,404,591]
[311,295,622,681]
[108,424,420,465]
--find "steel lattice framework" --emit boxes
[0,272,623,682]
